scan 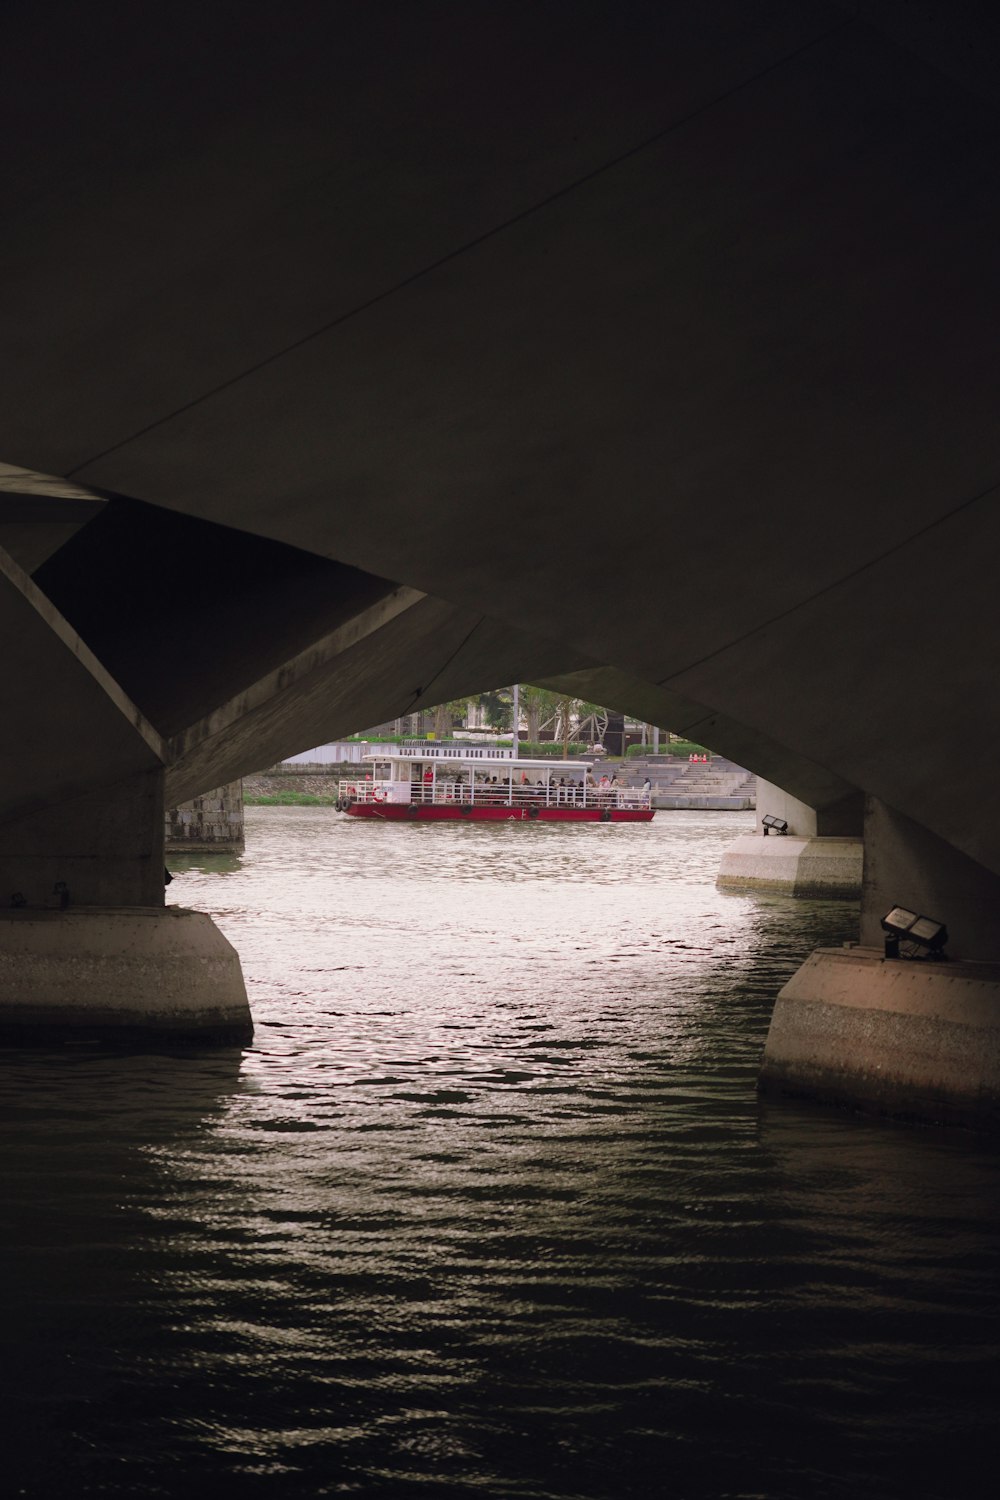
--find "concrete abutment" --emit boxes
[718,834,864,898]
[761,798,1000,1128]
[760,948,1000,1129]
[0,768,252,1043]
[0,906,251,1043]
[718,780,863,898]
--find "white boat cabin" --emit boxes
[339,744,650,809]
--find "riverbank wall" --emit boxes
[166,781,245,851]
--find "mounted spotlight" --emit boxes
[880,906,949,960]
[762,814,788,836]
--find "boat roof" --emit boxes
[363,746,591,772]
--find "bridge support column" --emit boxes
[717,780,863,897]
[760,799,1000,1127]
[0,770,251,1043]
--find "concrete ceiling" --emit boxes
[3,2,999,867]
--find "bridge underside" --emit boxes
[2,2,1000,1114]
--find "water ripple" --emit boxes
[1,810,998,1498]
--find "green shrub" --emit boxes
[625,740,710,758]
[516,741,589,757]
[245,792,338,806]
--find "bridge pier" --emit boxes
[0,768,251,1043]
[718,780,863,897]
[760,799,1000,1127]
[0,905,251,1044]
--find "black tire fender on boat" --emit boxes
[600,808,612,822]
[528,804,541,819]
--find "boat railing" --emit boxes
[338,778,650,809]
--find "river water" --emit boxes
[1,808,997,1498]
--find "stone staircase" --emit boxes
[597,755,757,810]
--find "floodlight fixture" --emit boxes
[880,906,948,959]
[762,814,789,836]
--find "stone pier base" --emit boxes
[718,834,863,897]
[166,780,245,854]
[0,906,252,1043]
[760,947,1000,1128]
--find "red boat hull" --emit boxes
[344,803,653,823]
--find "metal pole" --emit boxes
[511,683,519,757]
[653,726,660,755]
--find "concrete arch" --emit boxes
[3,1,998,873]
[3,482,856,824]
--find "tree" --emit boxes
[472,687,611,750]
[555,694,575,756]
[479,689,512,733]
[431,697,471,739]
[519,684,561,744]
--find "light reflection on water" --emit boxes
[1,808,998,1498]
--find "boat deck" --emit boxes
[336,746,654,823]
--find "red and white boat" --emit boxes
[336,744,653,822]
